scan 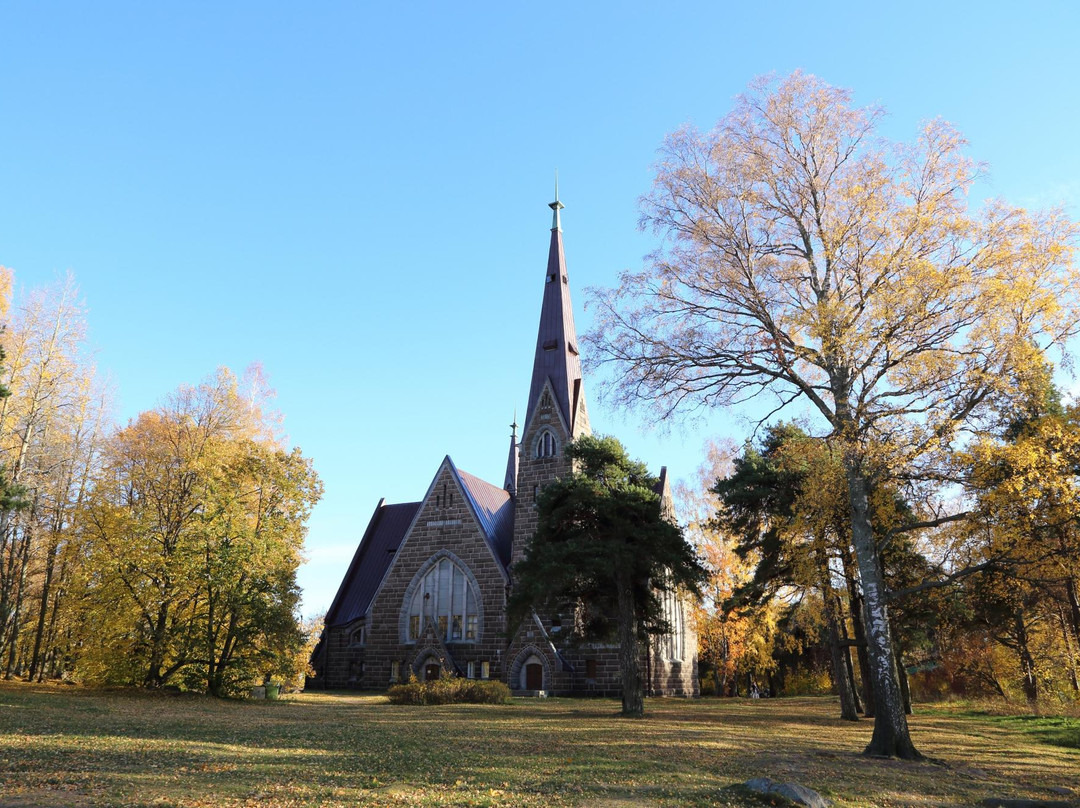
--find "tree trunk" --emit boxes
[842,549,875,717]
[1014,610,1038,707]
[145,601,171,688]
[844,461,921,759]
[837,598,862,713]
[4,519,34,679]
[1065,578,1080,658]
[894,642,912,715]
[615,568,644,717]
[28,534,58,680]
[820,554,858,721]
[1057,604,1080,694]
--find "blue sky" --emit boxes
[2,1,1078,615]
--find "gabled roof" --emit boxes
[325,461,515,630]
[453,463,515,570]
[324,499,421,628]
[524,199,585,434]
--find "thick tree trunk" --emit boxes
[844,462,921,759]
[615,569,644,717]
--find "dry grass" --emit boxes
[1,682,1077,807]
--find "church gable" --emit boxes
[362,459,511,659]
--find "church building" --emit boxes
[310,196,698,696]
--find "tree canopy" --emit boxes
[589,71,1080,757]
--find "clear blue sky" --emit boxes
[2,1,1078,615]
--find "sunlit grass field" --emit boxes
[1,683,1077,807]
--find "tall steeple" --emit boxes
[523,187,589,438]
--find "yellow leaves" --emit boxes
[0,266,11,321]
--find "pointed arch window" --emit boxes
[535,430,557,458]
[660,587,685,661]
[404,556,480,643]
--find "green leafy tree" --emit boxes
[509,435,706,717]
[79,367,321,695]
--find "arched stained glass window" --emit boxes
[404,556,480,643]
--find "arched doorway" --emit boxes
[424,663,441,681]
[518,653,545,690]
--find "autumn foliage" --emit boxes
[0,274,321,695]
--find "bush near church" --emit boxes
[387,676,511,705]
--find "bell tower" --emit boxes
[511,191,591,568]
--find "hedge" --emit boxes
[387,677,511,705]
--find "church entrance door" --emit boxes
[525,663,543,690]
[424,664,441,681]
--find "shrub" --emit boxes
[779,668,832,696]
[387,677,511,705]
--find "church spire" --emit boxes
[504,415,519,494]
[523,192,589,437]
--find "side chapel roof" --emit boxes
[324,499,421,628]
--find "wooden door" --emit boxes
[425,664,440,681]
[525,662,543,690]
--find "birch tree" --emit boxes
[0,275,96,677]
[589,72,1080,758]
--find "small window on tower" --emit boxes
[536,430,557,458]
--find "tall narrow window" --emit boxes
[661,588,684,661]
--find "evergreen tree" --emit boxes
[509,435,706,717]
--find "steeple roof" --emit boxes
[524,194,585,434]
[504,416,518,493]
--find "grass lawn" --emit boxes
[1,683,1077,807]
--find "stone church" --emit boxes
[310,197,698,696]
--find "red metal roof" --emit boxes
[324,500,421,628]
[455,465,515,569]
